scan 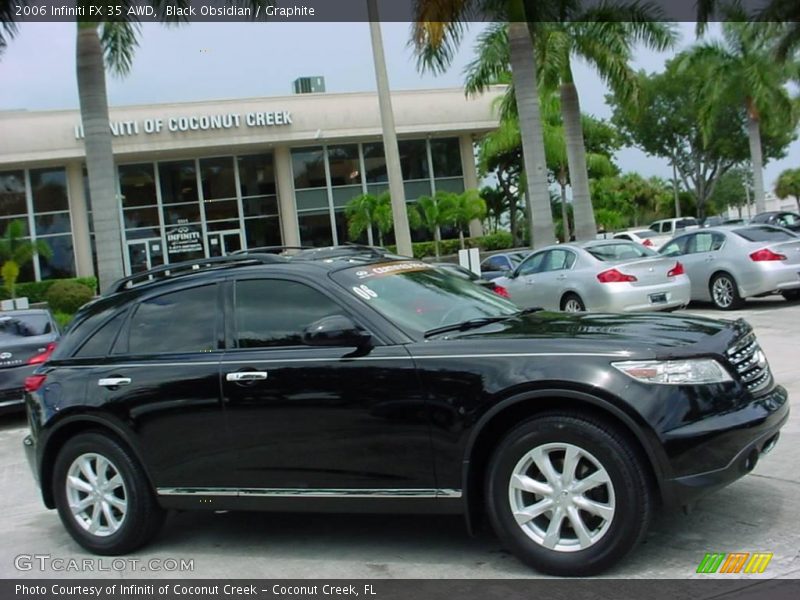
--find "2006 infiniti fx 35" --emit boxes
[23,248,788,576]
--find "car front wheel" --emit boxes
[485,413,652,576]
[53,432,164,555]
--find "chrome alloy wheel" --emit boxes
[563,298,583,313]
[508,443,615,552]
[65,453,128,537]
[712,276,734,308]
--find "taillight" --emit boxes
[642,239,654,247]
[750,248,786,261]
[597,269,637,283]
[667,262,685,277]
[492,284,510,298]
[24,374,47,393]
[27,342,56,365]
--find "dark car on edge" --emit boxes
[750,211,800,233]
[0,309,58,413]
[23,248,788,575]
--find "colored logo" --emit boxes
[696,552,773,574]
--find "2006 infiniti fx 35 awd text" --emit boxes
[23,247,788,576]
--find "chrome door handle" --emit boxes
[557,274,567,280]
[98,377,131,388]
[226,371,268,382]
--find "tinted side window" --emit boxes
[234,280,343,348]
[483,256,510,271]
[128,285,217,354]
[660,236,689,257]
[518,252,547,276]
[734,226,798,242]
[75,311,127,358]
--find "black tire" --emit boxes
[709,272,744,310]
[485,413,652,576]
[560,293,586,313]
[53,432,165,555]
[782,289,800,302]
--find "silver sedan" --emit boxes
[659,225,800,309]
[494,240,691,312]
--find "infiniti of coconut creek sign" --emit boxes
[74,110,293,139]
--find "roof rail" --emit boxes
[104,254,286,295]
[291,244,400,261]
[231,245,312,255]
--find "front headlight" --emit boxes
[612,359,733,385]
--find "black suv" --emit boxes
[23,248,788,575]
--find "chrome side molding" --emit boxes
[158,487,462,499]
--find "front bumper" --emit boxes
[659,385,789,507]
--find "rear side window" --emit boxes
[482,256,511,271]
[127,285,217,354]
[234,279,343,349]
[0,314,51,338]
[75,311,127,358]
[660,236,690,257]
[734,227,798,243]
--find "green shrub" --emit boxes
[387,233,517,259]
[478,231,513,251]
[0,277,98,303]
[53,311,74,331]
[45,281,95,314]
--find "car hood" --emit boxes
[442,311,747,358]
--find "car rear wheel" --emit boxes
[485,414,652,576]
[53,432,164,555]
[561,294,586,313]
[782,289,800,302]
[710,273,744,310]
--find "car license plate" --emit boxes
[649,293,667,304]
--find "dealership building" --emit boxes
[0,86,502,280]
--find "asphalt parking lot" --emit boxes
[0,298,798,580]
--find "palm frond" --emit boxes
[412,0,477,74]
[100,21,141,77]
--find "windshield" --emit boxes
[586,242,658,261]
[0,314,52,338]
[332,261,518,336]
[734,227,798,243]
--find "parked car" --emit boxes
[432,262,510,298]
[479,251,530,280]
[612,229,668,249]
[648,217,700,237]
[23,251,788,576]
[0,309,59,413]
[659,225,800,309]
[493,240,690,313]
[750,211,800,233]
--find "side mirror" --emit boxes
[303,315,372,348]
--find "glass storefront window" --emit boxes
[242,196,279,218]
[430,138,463,178]
[159,160,198,204]
[119,164,157,208]
[123,207,160,229]
[200,157,237,200]
[30,168,69,213]
[363,142,387,183]
[238,153,276,197]
[292,147,326,189]
[331,186,363,209]
[0,171,27,216]
[327,145,361,186]
[295,188,329,212]
[298,211,334,247]
[163,203,201,225]
[398,140,429,181]
[204,199,238,221]
[38,234,76,279]
[35,213,72,236]
[244,217,282,249]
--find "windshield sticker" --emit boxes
[352,285,379,300]
[355,261,432,279]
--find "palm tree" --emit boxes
[0,220,52,299]
[413,0,556,249]
[463,16,675,242]
[414,192,457,258]
[449,190,487,249]
[367,0,413,257]
[534,17,676,241]
[345,193,380,245]
[680,22,797,213]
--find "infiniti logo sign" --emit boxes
[0,352,12,359]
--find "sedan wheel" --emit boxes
[486,413,652,576]
[710,273,743,310]
[561,294,586,313]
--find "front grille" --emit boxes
[726,333,772,393]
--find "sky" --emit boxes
[0,21,798,189]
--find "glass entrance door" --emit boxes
[208,230,243,257]
[126,239,165,275]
